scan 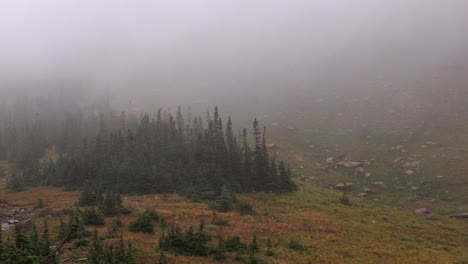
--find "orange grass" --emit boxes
[0,183,467,264]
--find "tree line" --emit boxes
[2,106,297,198]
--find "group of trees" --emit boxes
[158,219,269,263]
[0,222,57,264]
[5,106,296,199]
[88,230,137,264]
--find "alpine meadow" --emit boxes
[0,1,467,263]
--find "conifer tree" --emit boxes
[248,235,259,257]
[30,224,39,255]
[39,220,51,257]
[216,185,234,212]
[278,161,297,192]
[14,226,29,250]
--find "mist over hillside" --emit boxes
[0,2,467,263]
[1,0,467,114]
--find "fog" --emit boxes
[1,0,467,114]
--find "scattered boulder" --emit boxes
[356,167,365,174]
[298,175,315,183]
[365,172,372,178]
[405,170,415,175]
[326,157,334,164]
[334,182,354,191]
[337,161,363,168]
[435,176,444,179]
[357,193,367,198]
[414,208,431,215]
[402,161,421,168]
[1,223,10,231]
[266,144,277,149]
[449,213,468,219]
[371,181,386,187]
[364,188,372,193]
[393,157,403,164]
[8,219,19,224]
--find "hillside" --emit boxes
[1,105,467,263]
[1,179,467,263]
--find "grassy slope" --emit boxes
[0,181,466,263]
[265,113,468,214]
[0,114,467,263]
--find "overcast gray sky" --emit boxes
[1,0,467,104]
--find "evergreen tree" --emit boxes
[248,235,259,257]
[215,185,234,212]
[278,161,297,192]
[89,229,104,263]
[30,224,39,255]
[266,237,274,256]
[14,226,30,250]
[39,220,52,257]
